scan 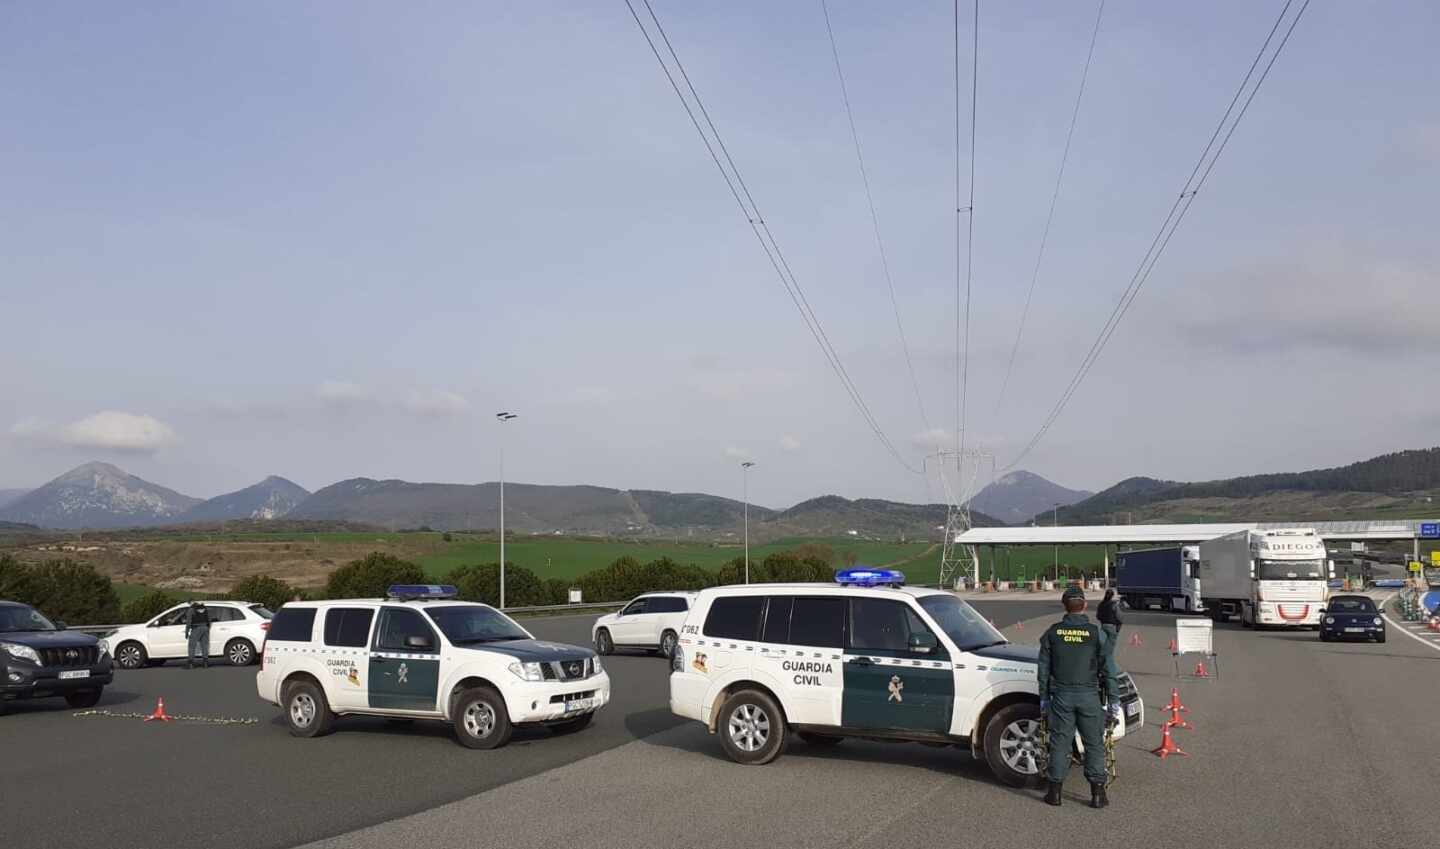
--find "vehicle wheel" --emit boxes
[658,629,678,659]
[453,686,512,750]
[796,731,843,747]
[549,712,594,735]
[1319,631,1329,642]
[595,628,614,656]
[283,679,335,738]
[225,639,256,666]
[984,702,1046,789]
[718,689,786,765]
[115,641,148,670]
[65,689,102,709]
[1376,633,1386,644]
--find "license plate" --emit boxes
[1125,702,1140,717]
[563,699,593,714]
[58,670,90,680]
[1343,627,1365,633]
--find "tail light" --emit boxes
[260,622,270,631]
[259,636,268,670]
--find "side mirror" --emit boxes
[53,620,67,630]
[908,632,938,654]
[405,634,433,650]
[1317,607,1326,614]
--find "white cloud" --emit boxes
[317,380,374,405]
[779,434,802,452]
[723,446,751,461]
[404,390,470,416]
[13,411,178,454]
[910,428,954,450]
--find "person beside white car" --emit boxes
[100,601,273,669]
[591,592,695,658]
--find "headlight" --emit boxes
[1372,617,1382,626]
[591,655,604,676]
[507,661,544,682]
[0,641,43,666]
[1324,617,1335,625]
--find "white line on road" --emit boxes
[1380,592,1440,654]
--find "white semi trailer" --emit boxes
[1197,528,1331,628]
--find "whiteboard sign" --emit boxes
[1174,618,1214,655]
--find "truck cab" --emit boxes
[1199,529,1330,627]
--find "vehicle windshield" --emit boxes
[425,604,531,644]
[918,595,1006,651]
[1256,559,1326,580]
[1326,597,1376,614]
[0,605,57,633]
[249,605,275,619]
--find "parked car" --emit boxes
[1,600,113,714]
[100,601,273,668]
[591,592,696,658]
[1318,595,1385,643]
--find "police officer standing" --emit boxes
[1037,586,1121,808]
[184,601,210,669]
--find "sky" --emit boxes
[2,1,1437,509]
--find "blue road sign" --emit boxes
[1421,522,1440,539]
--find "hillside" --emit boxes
[966,471,1092,525]
[0,462,201,529]
[1054,447,1440,524]
[179,476,310,522]
[0,489,30,509]
[765,495,1001,540]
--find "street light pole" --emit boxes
[496,411,518,608]
[1053,502,1060,582]
[741,461,756,584]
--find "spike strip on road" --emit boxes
[73,710,260,726]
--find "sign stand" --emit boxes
[1172,618,1219,680]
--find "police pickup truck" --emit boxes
[668,569,1143,786]
[256,586,610,748]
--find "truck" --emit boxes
[1115,546,1202,613]
[1197,528,1331,628]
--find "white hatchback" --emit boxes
[101,601,273,669]
[592,592,695,659]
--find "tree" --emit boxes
[122,589,179,624]
[443,563,550,608]
[0,554,37,601]
[325,553,426,599]
[19,559,122,625]
[228,575,298,611]
[789,542,836,566]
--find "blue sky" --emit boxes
[3,1,1437,507]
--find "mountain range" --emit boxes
[965,470,1092,525]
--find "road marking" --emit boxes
[1380,593,1440,653]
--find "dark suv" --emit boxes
[1,600,114,714]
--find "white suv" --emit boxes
[255,585,610,749]
[592,592,695,658]
[101,601,273,669]
[668,570,1143,787]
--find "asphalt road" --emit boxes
[0,602,1053,849]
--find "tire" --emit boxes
[658,629,678,659]
[796,731,843,747]
[283,679,335,738]
[983,702,1046,789]
[1376,633,1386,644]
[453,686,512,750]
[1319,631,1330,642]
[549,712,595,735]
[595,628,614,656]
[65,689,103,709]
[115,641,148,670]
[717,689,786,765]
[225,639,256,667]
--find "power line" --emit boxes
[624,0,924,474]
[995,0,1106,411]
[1004,0,1310,472]
[819,0,936,452]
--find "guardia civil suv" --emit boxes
[256,586,609,748]
[668,569,1143,787]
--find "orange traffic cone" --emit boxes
[1128,632,1143,647]
[1168,638,1177,654]
[1163,687,1188,715]
[1151,723,1188,759]
[144,697,172,723]
[1193,661,1209,678]
[1166,704,1193,730]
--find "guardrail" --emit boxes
[68,600,625,634]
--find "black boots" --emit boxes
[1090,782,1109,809]
[1044,781,1063,806]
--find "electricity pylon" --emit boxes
[929,448,995,590]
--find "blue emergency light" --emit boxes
[835,567,906,587]
[387,584,458,600]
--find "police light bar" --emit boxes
[387,584,458,600]
[835,568,906,587]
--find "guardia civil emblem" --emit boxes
[887,674,904,703]
[397,662,409,684]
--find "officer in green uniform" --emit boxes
[1036,586,1120,808]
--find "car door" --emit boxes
[763,595,846,726]
[205,605,241,655]
[841,597,953,734]
[368,607,442,713]
[323,606,377,711]
[148,606,190,658]
[611,597,651,645]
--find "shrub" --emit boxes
[443,562,551,608]
[228,575,299,611]
[5,558,122,625]
[325,553,425,599]
[122,589,179,624]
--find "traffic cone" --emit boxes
[1128,632,1143,647]
[144,697,172,723]
[1166,705,1193,730]
[1151,723,1188,759]
[1163,688,1188,715]
[1168,638,1177,654]
[1193,661,1209,678]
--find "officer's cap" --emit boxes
[1061,585,1086,602]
